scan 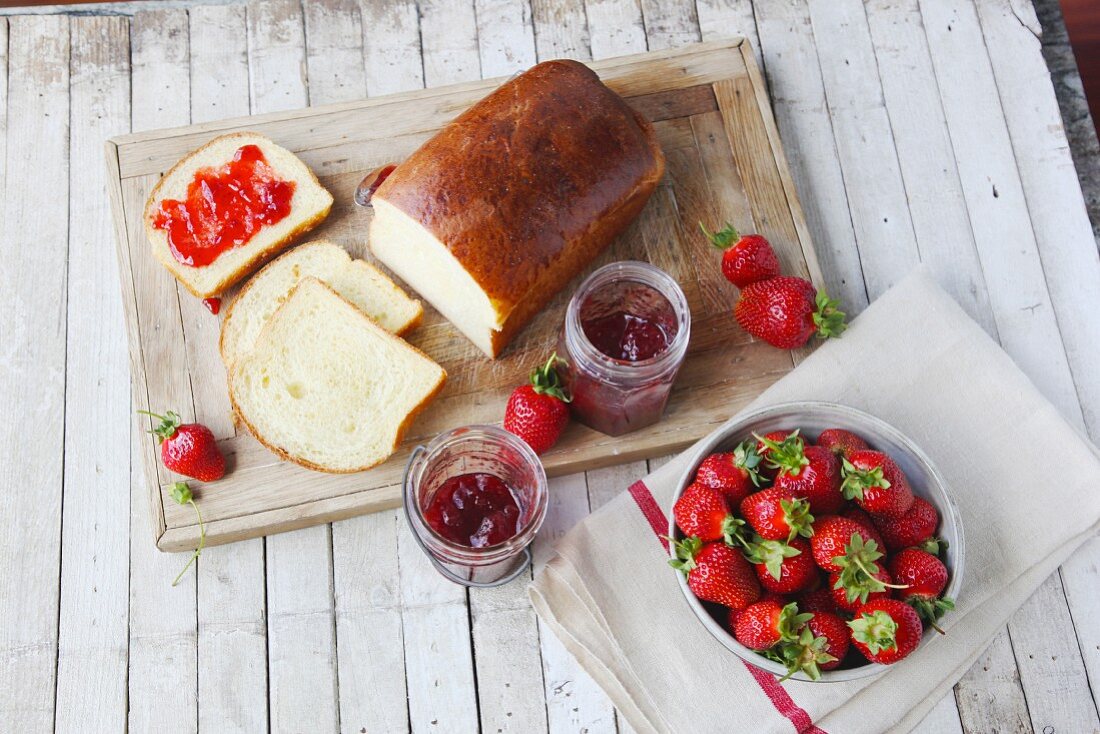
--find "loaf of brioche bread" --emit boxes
[145,132,333,298]
[220,240,422,369]
[369,60,665,358]
[228,278,446,473]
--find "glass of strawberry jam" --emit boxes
[558,261,691,437]
[403,425,548,586]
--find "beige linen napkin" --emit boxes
[529,268,1100,734]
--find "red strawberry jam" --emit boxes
[581,310,671,361]
[424,473,521,548]
[202,297,221,315]
[153,144,296,267]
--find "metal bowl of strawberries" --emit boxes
[667,401,964,682]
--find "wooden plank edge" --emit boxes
[105,140,166,544]
[735,40,824,287]
[110,38,749,177]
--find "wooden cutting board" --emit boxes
[106,38,822,552]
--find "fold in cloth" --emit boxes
[529,269,1100,734]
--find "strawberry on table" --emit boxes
[747,537,818,595]
[848,598,924,665]
[503,353,571,455]
[670,538,761,610]
[673,482,748,548]
[874,496,940,552]
[809,516,879,573]
[734,275,846,349]
[760,431,845,515]
[841,450,915,519]
[699,221,781,289]
[740,486,814,542]
[733,600,812,651]
[140,409,225,482]
[694,441,763,506]
[889,548,954,632]
[816,428,870,459]
[779,612,850,680]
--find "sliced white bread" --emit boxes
[229,277,446,473]
[220,240,423,369]
[144,132,334,298]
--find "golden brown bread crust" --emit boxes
[375,59,665,356]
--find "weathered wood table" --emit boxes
[4,0,1099,732]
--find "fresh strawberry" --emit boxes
[760,432,845,515]
[778,612,850,679]
[830,564,894,614]
[747,537,818,594]
[874,496,940,552]
[816,428,870,459]
[841,450,915,519]
[809,516,878,573]
[755,430,790,481]
[670,538,761,609]
[740,487,814,542]
[734,600,811,651]
[848,598,924,665]
[700,222,781,289]
[673,483,747,548]
[503,354,571,454]
[140,409,225,482]
[889,548,954,632]
[728,591,789,630]
[798,586,839,615]
[694,440,763,506]
[734,276,846,349]
[842,506,887,552]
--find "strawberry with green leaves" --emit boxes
[760,431,845,515]
[829,531,907,611]
[740,486,814,542]
[140,409,226,482]
[503,354,571,455]
[700,221,780,289]
[670,538,761,610]
[777,612,850,680]
[746,536,818,595]
[889,548,954,632]
[694,441,763,507]
[841,450,915,519]
[673,482,749,548]
[848,598,924,665]
[809,516,880,573]
[734,276,846,349]
[874,496,940,552]
[733,600,812,651]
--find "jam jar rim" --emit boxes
[564,260,691,382]
[403,424,549,565]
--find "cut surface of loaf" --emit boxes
[220,240,422,368]
[145,132,333,298]
[229,278,446,473]
[370,59,665,358]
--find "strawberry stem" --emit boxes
[169,482,205,587]
[530,353,571,403]
[812,290,847,340]
[699,221,739,250]
[139,409,182,442]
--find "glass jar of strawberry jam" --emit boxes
[403,425,548,586]
[558,261,691,437]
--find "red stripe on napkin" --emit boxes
[627,478,827,734]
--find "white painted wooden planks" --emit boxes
[55,16,131,734]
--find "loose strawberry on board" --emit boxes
[503,353,571,455]
[841,450,915,519]
[874,496,941,552]
[673,483,748,548]
[139,409,226,482]
[848,598,924,665]
[809,516,879,573]
[760,432,845,515]
[817,428,870,459]
[889,548,955,632]
[740,486,814,542]
[842,506,888,553]
[747,537,818,595]
[734,276,846,349]
[778,612,850,680]
[694,441,764,507]
[670,538,761,610]
[699,221,781,289]
[734,600,812,651]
